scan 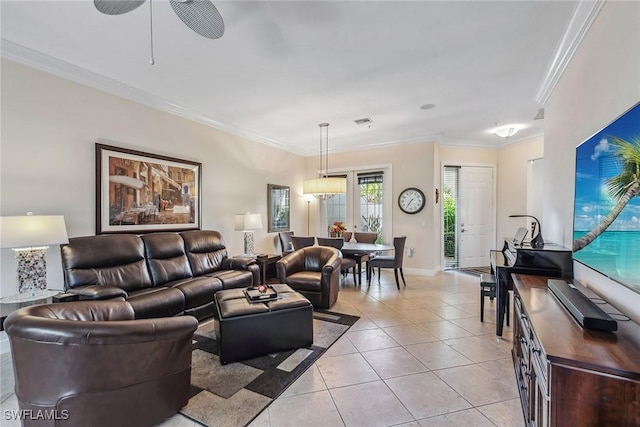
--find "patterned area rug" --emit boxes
[179,310,360,426]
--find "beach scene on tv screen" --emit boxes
[573,102,640,293]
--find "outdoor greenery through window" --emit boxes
[325,171,384,243]
[358,172,383,243]
[443,166,459,269]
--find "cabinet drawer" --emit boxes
[530,329,549,396]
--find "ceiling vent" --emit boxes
[354,117,373,126]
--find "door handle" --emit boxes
[461,229,465,233]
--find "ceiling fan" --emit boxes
[94,0,224,64]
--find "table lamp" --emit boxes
[0,214,69,296]
[509,214,544,248]
[235,213,262,256]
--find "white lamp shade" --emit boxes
[303,177,347,195]
[234,213,263,231]
[0,215,69,249]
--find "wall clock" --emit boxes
[398,187,426,214]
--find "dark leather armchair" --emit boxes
[276,246,341,308]
[4,300,198,427]
[317,237,357,285]
[368,236,407,289]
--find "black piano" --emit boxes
[490,238,573,337]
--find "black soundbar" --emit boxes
[548,279,617,332]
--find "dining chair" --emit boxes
[291,236,315,250]
[278,231,295,256]
[342,231,353,242]
[367,236,407,289]
[317,237,357,285]
[352,231,379,281]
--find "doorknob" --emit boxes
[461,228,465,233]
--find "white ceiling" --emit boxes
[1,1,583,156]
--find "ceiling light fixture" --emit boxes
[494,125,522,138]
[303,123,346,200]
[420,104,436,111]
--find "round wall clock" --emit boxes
[398,187,426,214]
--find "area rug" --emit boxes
[179,310,360,427]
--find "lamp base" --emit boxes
[15,248,48,295]
[244,231,255,256]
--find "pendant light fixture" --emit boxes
[303,123,346,199]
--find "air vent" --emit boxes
[354,117,373,126]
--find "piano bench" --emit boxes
[480,274,509,324]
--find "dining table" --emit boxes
[341,242,394,285]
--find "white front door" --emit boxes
[458,166,494,268]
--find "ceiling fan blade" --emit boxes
[170,0,225,39]
[94,0,146,15]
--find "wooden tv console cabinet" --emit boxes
[511,274,640,427]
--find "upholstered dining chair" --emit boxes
[4,300,198,427]
[367,236,407,289]
[291,236,315,250]
[278,231,295,256]
[317,237,358,285]
[342,231,353,242]
[350,231,379,281]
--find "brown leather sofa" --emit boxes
[276,246,341,309]
[4,300,198,427]
[60,230,259,321]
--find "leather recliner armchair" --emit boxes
[4,300,198,427]
[276,246,341,309]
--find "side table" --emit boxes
[0,290,67,331]
[255,254,282,285]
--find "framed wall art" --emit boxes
[267,184,290,233]
[96,143,202,234]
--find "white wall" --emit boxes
[497,136,544,241]
[0,59,307,299]
[544,0,640,321]
[311,141,438,275]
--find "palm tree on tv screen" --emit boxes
[573,136,640,252]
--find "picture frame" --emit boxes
[96,143,202,234]
[267,184,290,233]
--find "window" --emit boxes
[358,172,383,242]
[443,166,459,269]
[325,170,385,243]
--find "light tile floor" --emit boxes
[0,271,524,427]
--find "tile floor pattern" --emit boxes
[0,271,524,427]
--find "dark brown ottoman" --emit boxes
[215,284,313,364]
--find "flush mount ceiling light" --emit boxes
[494,125,523,138]
[303,123,347,200]
[94,0,224,64]
[419,103,436,111]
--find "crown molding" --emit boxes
[437,138,500,149]
[1,39,308,156]
[534,0,605,105]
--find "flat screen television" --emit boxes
[572,101,640,294]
